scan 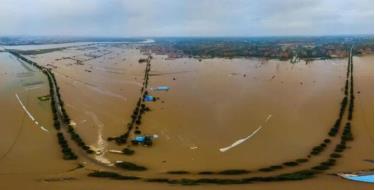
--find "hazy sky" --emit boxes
[0,0,373,37]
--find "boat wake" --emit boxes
[219,114,272,152]
[15,93,48,132]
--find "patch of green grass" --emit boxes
[38,95,51,101]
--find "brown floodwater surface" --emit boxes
[0,52,76,177]
[0,43,372,189]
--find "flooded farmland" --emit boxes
[0,43,373,190]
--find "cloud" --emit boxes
[0,0,372,36]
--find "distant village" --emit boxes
[139,36,373,61]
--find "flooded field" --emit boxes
[0,43,372,189]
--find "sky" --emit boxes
[0,0,373,37]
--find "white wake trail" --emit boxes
[15,93,49,132]
[265,114,272,122]
[219,114,272,152]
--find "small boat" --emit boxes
[144,95,155,102]
[155,86,170,91]
[131,135,153,146]
[338,172,374,183]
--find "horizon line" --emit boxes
[0,34,373,39]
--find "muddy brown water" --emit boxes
[0,43,372,189]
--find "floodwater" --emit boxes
[0,43,372,189]
[3,42,92,51]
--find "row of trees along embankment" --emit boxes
[108,56,153,145]
[8,50,94,160]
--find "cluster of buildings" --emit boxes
[139,36,373,60]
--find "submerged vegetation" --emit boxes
[167,171,190,175]
[88,171,140,180]
[89,169,317,185]
[115,162,147,171]
[11,47,67,55]
[122,148,135,155]
[217,169,250,175]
